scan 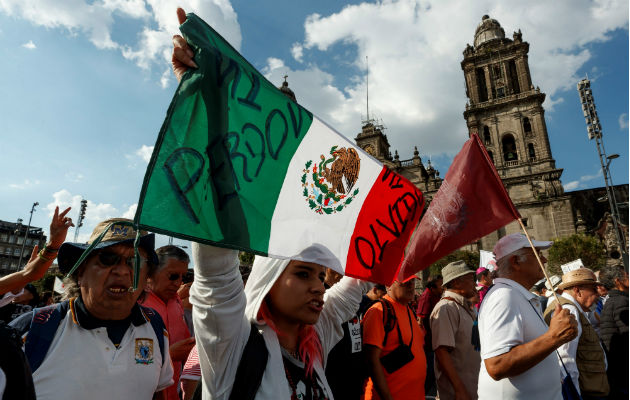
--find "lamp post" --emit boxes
[17,202,39,269]
[74,199,88,242]
[577,78,628,269]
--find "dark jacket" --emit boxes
[599,289,628,397]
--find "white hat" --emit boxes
[493,233,553,261]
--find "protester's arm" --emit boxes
[153,390,166,400]
[188,243,249,397]
[484,303,577,380]
[181,379,199,400]
[315,276,372,358]
[364,344,394,400]
[0,206,73,295]
[434,347,472,400]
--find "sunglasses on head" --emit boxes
[96,251,147,269]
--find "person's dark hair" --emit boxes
[156,245,190,270]
[374,284,386,292]
[599,264,625,290]
[476,269,489,281]
[24,284,40,306]
[426,275,443,289]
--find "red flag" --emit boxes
[398,134,520,281]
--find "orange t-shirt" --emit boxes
[362,295,426,400]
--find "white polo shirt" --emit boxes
[31,300,174,400]
[478,278,562,400]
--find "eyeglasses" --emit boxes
[167,273,185,281]
[97,251,147,269]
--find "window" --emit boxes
[502,134,518,161]
[0,234,7,242]
[17,237,24,245]
[522,218,530,227]
[523,117,532,134]
[4,248,10,255]
[528,143,536,160]
[483,126,491,144]
[488,151,494,163]
[14,248,21,256]
[476,68,488,102]
[508,60,520,94]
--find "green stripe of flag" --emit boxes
[135,13,313,252]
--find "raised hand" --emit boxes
[49,206,74,248]
[171,8,198,82]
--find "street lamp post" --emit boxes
[577,78,628,269]
[17,202,39,269]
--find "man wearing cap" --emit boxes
[543,268,609,399]
[477,233,578,400]
[430,261,481,400]
[10,218,174,400]
[142,245,195,400]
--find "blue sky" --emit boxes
[0,0,628,247]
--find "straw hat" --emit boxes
[558,268,598,290]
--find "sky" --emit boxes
[0,0,628,249]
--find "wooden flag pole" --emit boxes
[517,218,561,304]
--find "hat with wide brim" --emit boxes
[558,268,598,290]
[442,260,475,286]
[57,218,158,275]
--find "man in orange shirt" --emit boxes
[362,278,426,400]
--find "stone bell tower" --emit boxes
[461,15,576,247]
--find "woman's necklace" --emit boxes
[282,345,299,360]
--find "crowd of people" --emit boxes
[1,8,628,400]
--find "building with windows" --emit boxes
[0,220,47,276]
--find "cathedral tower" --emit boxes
[462,16,576,247]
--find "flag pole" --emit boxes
[517,218,561,304]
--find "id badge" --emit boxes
[348,319,362,353]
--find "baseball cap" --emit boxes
[493,233,552,261]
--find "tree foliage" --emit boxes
[426,250,480,277]
[547,234,606,275]
[31,271,63,296]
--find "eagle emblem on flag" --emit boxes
[301,146,360,215]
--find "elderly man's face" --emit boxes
[388,278,416,304]
[78,244,149,320]
[515,248,546,281]
[149,257,189,303]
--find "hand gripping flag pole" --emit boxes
[516,218,561,304]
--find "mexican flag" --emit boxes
[135,13,423,284]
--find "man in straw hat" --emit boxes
[543,268,609,399]
[477,233,578,400]
[430,261,481,400]
[10,218,174,400]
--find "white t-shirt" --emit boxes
[31,302,174,400]
[478,278,562,400]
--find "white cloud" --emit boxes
[46,189,132,242]
[619,113,629,130]
[22,40,36,49]
[563,169,603,191]
[291,42,303,62]
[284,0,629,158]
[0,0,242,86]
[9,179,40,189]
[563,181,580,191]
[122,204,138,219]
[64,172,84,182]
[135,144,154,163]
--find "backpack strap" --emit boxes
[228,323,269,400]
[24,300,71,372]
[378,299,396,347]
[139,306,166,366]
